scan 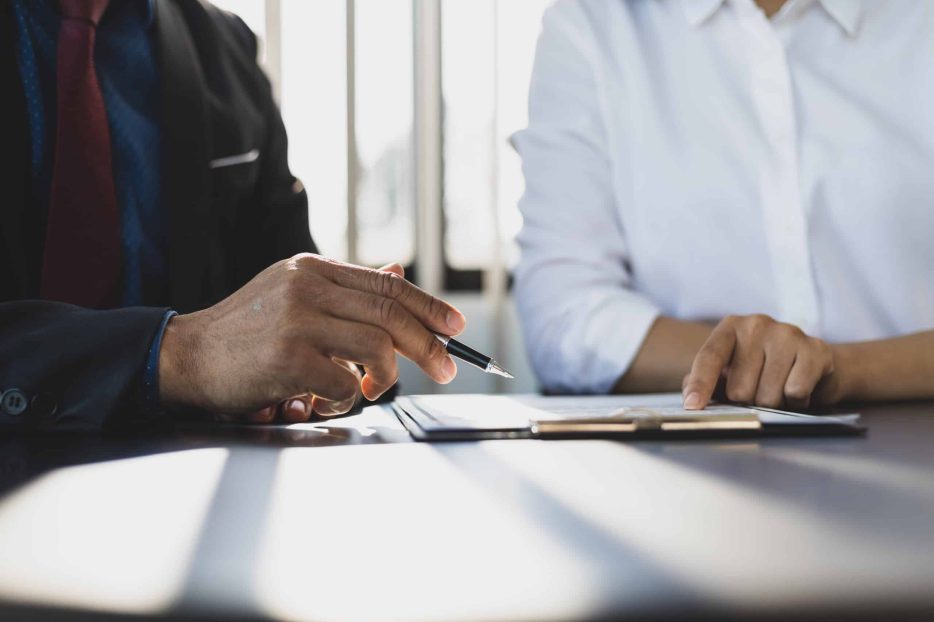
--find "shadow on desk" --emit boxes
[1,401,933,621]
[0,412,408,498]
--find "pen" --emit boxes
[434,334,514,379]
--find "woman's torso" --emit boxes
[587,0,934,342]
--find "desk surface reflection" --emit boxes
[0,399,933,621]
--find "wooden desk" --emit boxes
[0,399,933,621]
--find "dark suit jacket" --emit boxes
[0,0,317,431]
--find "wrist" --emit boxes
[157,313,203,407]
[829,342,863,404]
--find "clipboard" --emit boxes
[392,394,865,442]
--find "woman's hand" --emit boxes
[682,314,844,411]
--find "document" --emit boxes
[393,393,863,441]
[409,393,752,425]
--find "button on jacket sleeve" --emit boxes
[0,303,169,431]
[513,2,660,394]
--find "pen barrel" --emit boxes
[444,338,492,372]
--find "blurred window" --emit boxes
[354,0,416,268]
[210,0,550,285]
[280,0,348,261]
[441,0,551,272]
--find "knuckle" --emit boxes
[423,294,447,323]
[744,314,773,337]
[778,323,804,340]
[289,252,322,275]
[305,281,336,311]
[375,270,406,299]
[281,273,305,303]
[751,313,774,325]
[376,297,405,328]
[719,315,739,330]
[293,252,317,266]
[811,338,831,358]
[281,270,321,308]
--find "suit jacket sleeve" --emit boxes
[0,302,170,432]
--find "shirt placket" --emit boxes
[740,3,821,333]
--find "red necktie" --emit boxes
[41,0,121,308]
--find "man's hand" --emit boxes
[238,359,364,424]
[682,314,843,411]
[157,254,465,421]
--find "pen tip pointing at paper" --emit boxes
[489,362,515,379]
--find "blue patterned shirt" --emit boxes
[11,0,168,307]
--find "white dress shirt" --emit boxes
[514,0,934,394]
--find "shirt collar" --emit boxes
[680,0,862,36]
[818,0,861,36]
[681,0,726,28]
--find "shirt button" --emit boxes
[1,389,29,417]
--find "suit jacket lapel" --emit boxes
[153,0,213,312]
[0,2,36,298]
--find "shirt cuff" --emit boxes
[141,310,177,408]
[541,294,660,395]
[584,300,660,394]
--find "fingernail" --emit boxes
[684,392,703,410]
[287,399,307,416]
[447,310,466,332]
[441,356,457,383]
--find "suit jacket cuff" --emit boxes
[141,310,178,412]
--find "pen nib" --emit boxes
[488,361,515,379]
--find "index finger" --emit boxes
[682,324,737,410]
[319,260,466,336]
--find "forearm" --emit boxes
[613,316,714,394]
[833,330,934,403]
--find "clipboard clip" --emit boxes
[530,408,762,436]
